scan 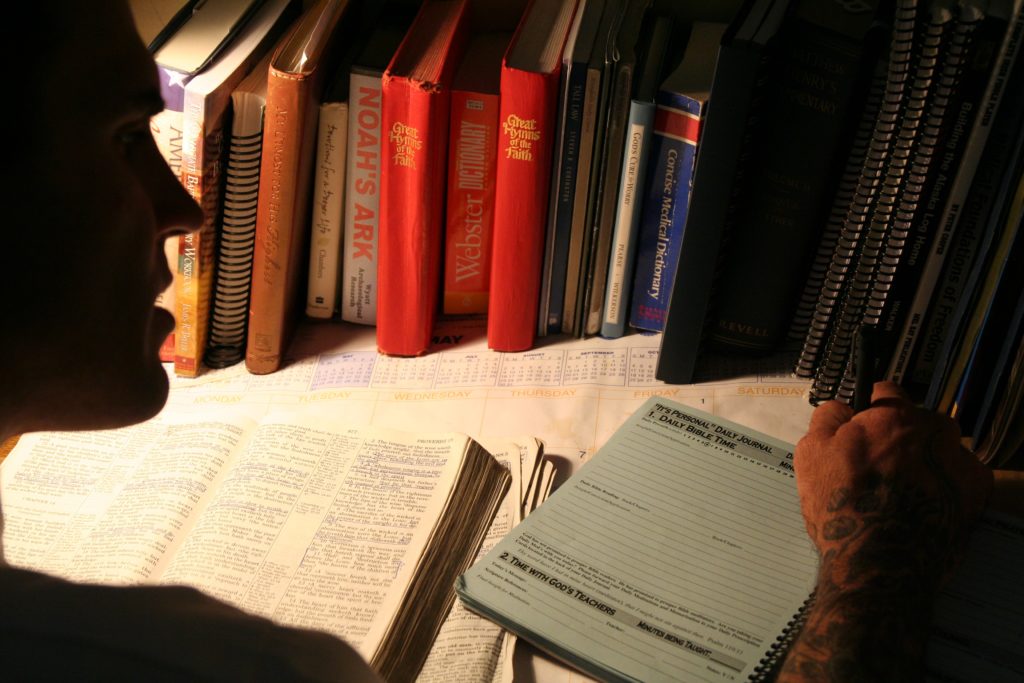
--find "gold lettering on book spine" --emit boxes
[502,114,540,161]
[389,121,422,169]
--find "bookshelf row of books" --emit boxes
[143,0,737,369]
[143,0,1023,462]
[616,0,1022,466]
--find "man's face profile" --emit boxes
[1,0,202,437]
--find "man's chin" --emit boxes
[152,306,176,349]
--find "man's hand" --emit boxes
[779,381,992,682]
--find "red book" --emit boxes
[442,33,509,315]
[487,0,579,352]
[377,0,471,356]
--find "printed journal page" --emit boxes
[457,396,819,683]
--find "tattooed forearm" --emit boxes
[778,474,968,683]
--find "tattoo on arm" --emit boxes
[779,463,968,682]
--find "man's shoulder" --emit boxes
[0,565,372,682]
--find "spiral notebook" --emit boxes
[802,0,1006,404]
[457,396,1024,682]
[457,397,820,682]
[204,53,271,368]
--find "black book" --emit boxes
[655,0,790,384]
[707,0,887,356]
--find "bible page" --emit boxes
[417,438,529,682]
[0,415,257,583]
[458,397,819,683]
[155,412,470,660]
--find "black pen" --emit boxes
[853,325,878,413]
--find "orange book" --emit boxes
[442,33,509,315]
[487,0,580,351]
[246,0,355,374]
[376,0,471,356]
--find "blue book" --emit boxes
[600,12,674,339]
[628,21,723,333]
[539,0,607,336]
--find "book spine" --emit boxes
[247,70,317,375]
[151,81,187,363]
[377,80,452,355]
[600,99,655,338]
[487,67,562,352]
[926,129,1024,410]
[176,95,228,378]
[907,57,1024,397]
[561,66,603,335]
[539,60,584,335]
[306,102,349,319]
[870,5,990,388]
[835,5,975,403]
[584,61,636,337]
[891,3,1024,387]
[205,97,264,369]
[656,35,774,384]
[443,89,499,315]
[628,94,704,333]
[341,71,384,325]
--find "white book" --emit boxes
[306,100,350,318]
[340,69,385,325]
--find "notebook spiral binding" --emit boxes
[792,56,888,370]
[809,0,920,404]
[836,3,980,402]
[205,128,263,368]
[748,592,817,681]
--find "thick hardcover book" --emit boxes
[246,0,356,374]
[562,0,622,336]
[2,416,512,683]
[205,53,271,369]
[656,0,790,385]
[628,21,723,335]
[599,13,674,339]
[486,0,582,352]
[376,0,471,356]
[538,0,604,336]
[707,0,884,355]
[580,0,652,337]
[892,0,1024,390]
[176,0,299,378]
[456,396,1024,682]
[442,33,509,315]
[340,11,419,326]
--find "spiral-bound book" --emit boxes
[456,395,1024,682]
[204,52,273,369]
[808,0,983,403]
[457,397,820,682]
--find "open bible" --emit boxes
[0,411,513,682]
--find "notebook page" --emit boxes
[458,397,819,682]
